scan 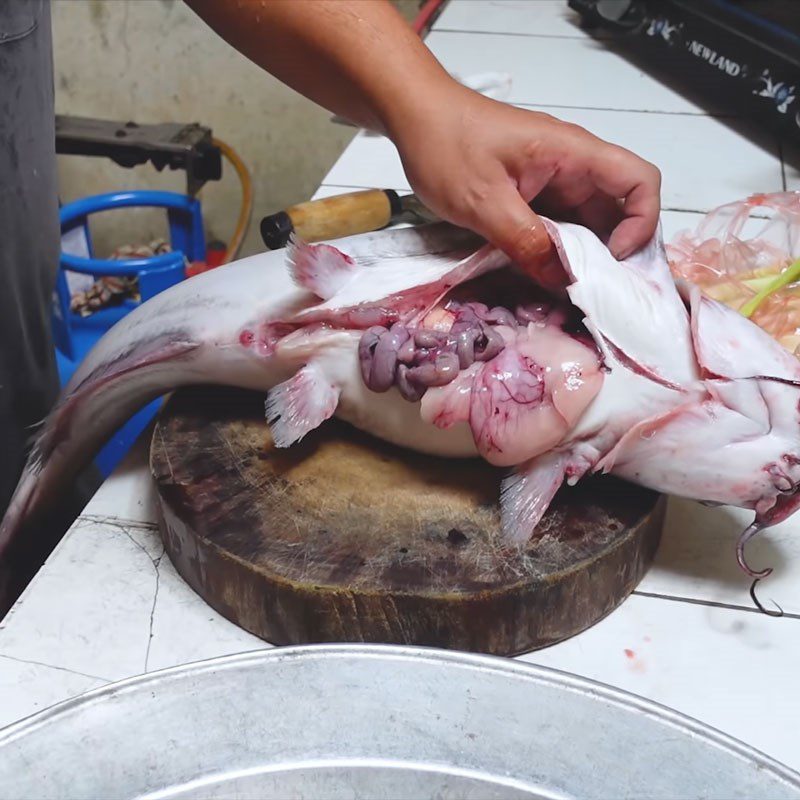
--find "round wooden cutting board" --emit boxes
[150,385,665,656]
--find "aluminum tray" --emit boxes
[0,645,797,800]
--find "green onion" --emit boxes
[740,259,800,318]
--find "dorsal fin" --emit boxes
[286,236,357,300]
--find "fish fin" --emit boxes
[545,219,698,389]
[594,404,692,475]
[705,379,770,432]
[0,337,201,558]
[287,235,357,300]
[293,246,503,324]
[500,451,569,545]
[688,287,800,381]
[291,225,508,324]
[593,398,758,476]
[265,362,340,448]
[596,398,774,505]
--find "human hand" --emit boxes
[387,82,662,281]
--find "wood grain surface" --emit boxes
[151,385,665,655]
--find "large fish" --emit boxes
[3,217,800,581]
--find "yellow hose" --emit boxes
[212,136,253,264]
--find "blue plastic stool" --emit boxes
[54,191,206,477]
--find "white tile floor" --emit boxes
[2,0,800,778]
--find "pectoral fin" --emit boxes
[265,361,341,448]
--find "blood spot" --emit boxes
[624,648,635,659]
[239,329,255,347]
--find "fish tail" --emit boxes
[0,336,201,558]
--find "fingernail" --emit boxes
[612,245,631,260]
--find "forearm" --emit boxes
[185,0,661,264]
[184,0,453,136]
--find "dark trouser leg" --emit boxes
[0,1,99,615]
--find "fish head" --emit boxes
[528,218,800,579]
[602,284,800,578]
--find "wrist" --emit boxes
[377,69,467,145]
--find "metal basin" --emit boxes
[0,645,797,800]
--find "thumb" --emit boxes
[469,184,565,289]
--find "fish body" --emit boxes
[3,217,800,578]
[498,221,800,566]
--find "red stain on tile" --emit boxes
[624,648,646,673]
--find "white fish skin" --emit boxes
[0,224,482,555]
[500,220,800,577]
[3,217,800,582]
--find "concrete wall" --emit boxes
[52,0,419,258]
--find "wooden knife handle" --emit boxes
[260,189,401,249]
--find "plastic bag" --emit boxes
[667,191,800,353]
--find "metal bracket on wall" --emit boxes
[55,115,222,196]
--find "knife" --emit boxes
[259,189,439,250]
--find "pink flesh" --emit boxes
[470,346,562,467]
[420,363,477,429]
[421,318,603,467]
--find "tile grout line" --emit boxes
[513,101,746,119]
[427,36,753,118]
[432,27,615,41]
[338,99,748,121]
